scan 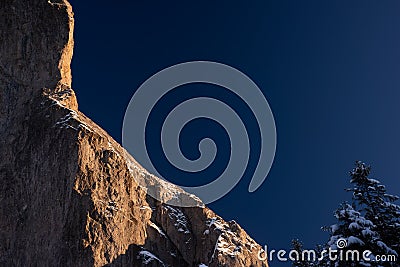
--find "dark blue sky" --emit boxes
[69,0,400,265]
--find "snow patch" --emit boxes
[149,221,167,238]
[54,111,78,130]
[165,206,190,234]
[123,151,204,207]
[348,236,365,246]
[207,217,229,231]
[138,250,165,265]
[213,235,242,258]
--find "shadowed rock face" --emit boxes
[0,1,269,266]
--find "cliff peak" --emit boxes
[0,1,268,266]
[0,0,76,110]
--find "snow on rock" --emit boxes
[52,108,94,134]
[164,206,190,234]
[123,151,204,208]
[54,111,78,130]
[149,221,167,238]
[213,234,242,258]
[138,250,165,266]
[206,217,260,262]
[78,123,93,133]
[207,217,228,230]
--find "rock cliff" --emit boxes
[0,0,269,266]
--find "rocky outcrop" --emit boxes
[0,1,269,266]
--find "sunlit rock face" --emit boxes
[0,1,268,266]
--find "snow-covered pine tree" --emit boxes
[293,162,399,267]
[321,202,383,266]
[319,162,400,266]
[347,161,400,256]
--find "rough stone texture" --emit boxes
[0,1,269,266]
